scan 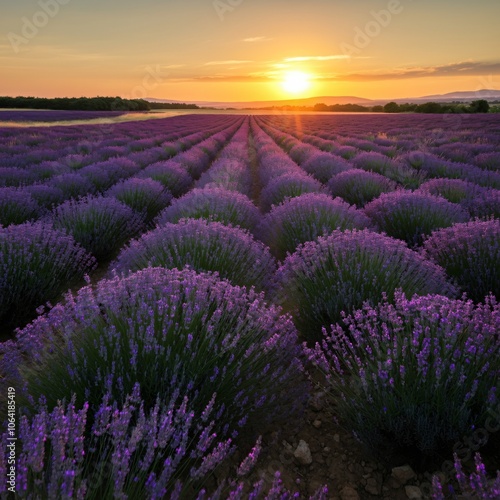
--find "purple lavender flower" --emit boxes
[111,218,277,291]
[0,187,42,226]
[305,292,500,454]
[257,193,371,260]
[138,160,193,197]
[50,195,144,261]
[260,172,324,212]
[364,190,469,247]
[423,218,500,301]
[328,169,398,207]
[156,188,261,232]
[275,228,457,340]
[0,221,96,329]
[301,152,352,183]
[106,178,173,224]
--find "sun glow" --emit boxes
[281,71,312,95]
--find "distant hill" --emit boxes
[417,89,500,101]
[147,89,500,109]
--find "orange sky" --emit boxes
[1,0,500,102]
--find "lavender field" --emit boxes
[1,112,500,498]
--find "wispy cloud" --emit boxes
[326,61,500,82]
[284,55,349,62]
[242,36,273,42]
[204,60,253,66]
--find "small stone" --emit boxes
[339,485,360,500]
[323,446,331,453]
[293,439,313,465]
[405,485,423,499]
[392,465,417,484]
[313,419,322,429]
[309,391,326,411]
[365,477,381,496]
[333,434,340,443]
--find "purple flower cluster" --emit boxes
[0,221,95,327]
[423,218,500,301]
[0,187,41,226]
[305,292,500,454]
[328,168,398,207]
[157,187,260,232]
[50,195,144,261]
[1,267,307,495]
[364,190,470,247]
[257,193,371,260]
[138,160,194,197]
[301,152,353,183]
[432,453,500,499]
[112,218,277,291]
[259,172,324,212]
[106,178,173,224]
[275,228,457,340]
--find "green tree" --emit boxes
[384,102,400,113]
[469,100,490,113]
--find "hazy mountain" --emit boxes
[146,89,500,109]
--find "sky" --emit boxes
[1,0,500,102]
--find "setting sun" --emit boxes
[281,71,312,95]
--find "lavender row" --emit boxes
[0,118,245,333]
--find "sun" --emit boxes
[281,71,311,95]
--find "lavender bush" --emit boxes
[0,397,326,499]
[139,160,193,197]
[0,188,41,226]
[432,453,500,500]
[50,195,144,261]
[0,222,95,329]
[3,267,307,494]
[423,219,500,301]
[106,178,173,225]
[112,219,276,292]
[364,191,469,247]
[417,178,482,204]
[260,172,324,212]
[475,152,500,172]
[301,153,352,183]
[257,193,371,260]
[328,169,398,207]
[305,292,500,455]
[24,184,65,210]
[462,187,500,220]
[275,229,457,340]
[49,173,96,199]
[157,188,261,232]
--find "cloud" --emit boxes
[163,60,500,85]
[204,60,253,66]
[284,55,349,62]
[326,61,500,82]
[242,36,272,42]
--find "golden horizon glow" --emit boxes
[281,71,312,96]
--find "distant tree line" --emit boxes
[0,96,200,112]
[262,100,497,114]
[147,102,199,110]
[377,99,493,114]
